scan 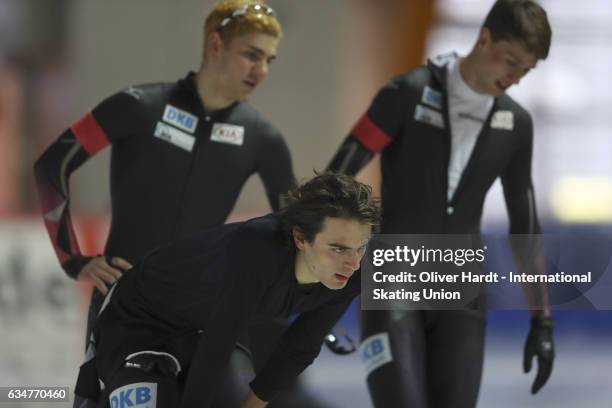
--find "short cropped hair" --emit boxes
[204,0,282,46]
[483,0,552,60]
[279,172,382,243]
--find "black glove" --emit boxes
[523,316,554,394]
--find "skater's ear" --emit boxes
[292,226,307,250]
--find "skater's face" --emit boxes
[472,28,538,95]
[208,31,278,101]
[294,217,372,290]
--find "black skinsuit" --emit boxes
[328,56,546,408]
[35,72,294,277]
[89,214,360,407]
[34,72,298,406]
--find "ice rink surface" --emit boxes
[306,331,612,408]
[1,310,611,408]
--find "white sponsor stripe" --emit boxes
[154,122,195,152]
[414,104,445,129]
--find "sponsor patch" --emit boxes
[109,382,157,408]
[360,333,393,376]
[154,122,195,152]
[162,104,198,133]
[421,86,443,110]
[490,110,514,130]
[211,123,245,146]
[414,104,445,129]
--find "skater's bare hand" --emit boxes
[77,256,131,295]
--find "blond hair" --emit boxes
[204,0,282,47]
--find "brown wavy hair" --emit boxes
[279,172,382,243]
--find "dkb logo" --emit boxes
[109,383,157,408]
[360,337,384,362]
[359,333,393,376]
[162,104,198,133]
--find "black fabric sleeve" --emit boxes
[255,120,296,211]
[33,88,145,279]
[34,129,96,279]
[501,113,549,317]
[501,113,540,235]
[326,137,375,176]
[327,78,407,175]
[90,89,147,143]
[179,231,269,408]
[249,279,360,401]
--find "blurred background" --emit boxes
[0,0,611,406]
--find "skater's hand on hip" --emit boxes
[77,256,132,295]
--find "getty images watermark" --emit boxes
[361,234,608,310]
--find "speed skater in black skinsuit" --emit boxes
[327,1,555,407]
[32,1,334,407]
[77,173,380,408]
